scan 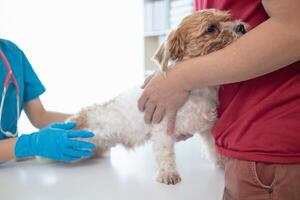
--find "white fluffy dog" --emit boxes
[68,9,247,185]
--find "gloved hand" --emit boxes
[15,122,96,162]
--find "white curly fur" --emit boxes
[68,86,219,184]
[68,9,247,185]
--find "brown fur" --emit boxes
[65,9,248,184]
[69,109,89,130]
[153,9,248,72]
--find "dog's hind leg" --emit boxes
[199,131,223,168]
[151,130,181,185]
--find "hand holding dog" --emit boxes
[138,68,190,135]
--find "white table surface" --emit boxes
[0,135,224,200]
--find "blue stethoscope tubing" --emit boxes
[0,49,20,137]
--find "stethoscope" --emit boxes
[0,50,20,137]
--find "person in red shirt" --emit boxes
[138,0,300,199]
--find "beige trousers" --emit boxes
[223,158,300,200]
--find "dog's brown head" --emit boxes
[153,9,249,72]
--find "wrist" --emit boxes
[15,133,38,158]
[171,61,194,92]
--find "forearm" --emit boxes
[34,111,71,129]
[173,17,300,90]
[25,98,71,129]
[137,0,300,134]
[0,138,17,163]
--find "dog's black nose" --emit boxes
[235,24,246,34]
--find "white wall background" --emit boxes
[0,0,144,133]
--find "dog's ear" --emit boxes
[152,41,166,71]
[152,30,185,73]
[166,30,185,62]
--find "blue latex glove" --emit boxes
[15,122,96,162]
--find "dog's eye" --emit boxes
[207,24,217,34]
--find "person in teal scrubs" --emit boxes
[0,39,96,163]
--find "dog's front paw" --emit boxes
[157,170,182,185]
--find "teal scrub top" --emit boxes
[0,39,45,139]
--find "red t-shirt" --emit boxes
[195,0,300,163]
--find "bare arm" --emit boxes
[138,0,300,133]
[24,98,71,129]
[0,138,17,162]
[175,0,300,90]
